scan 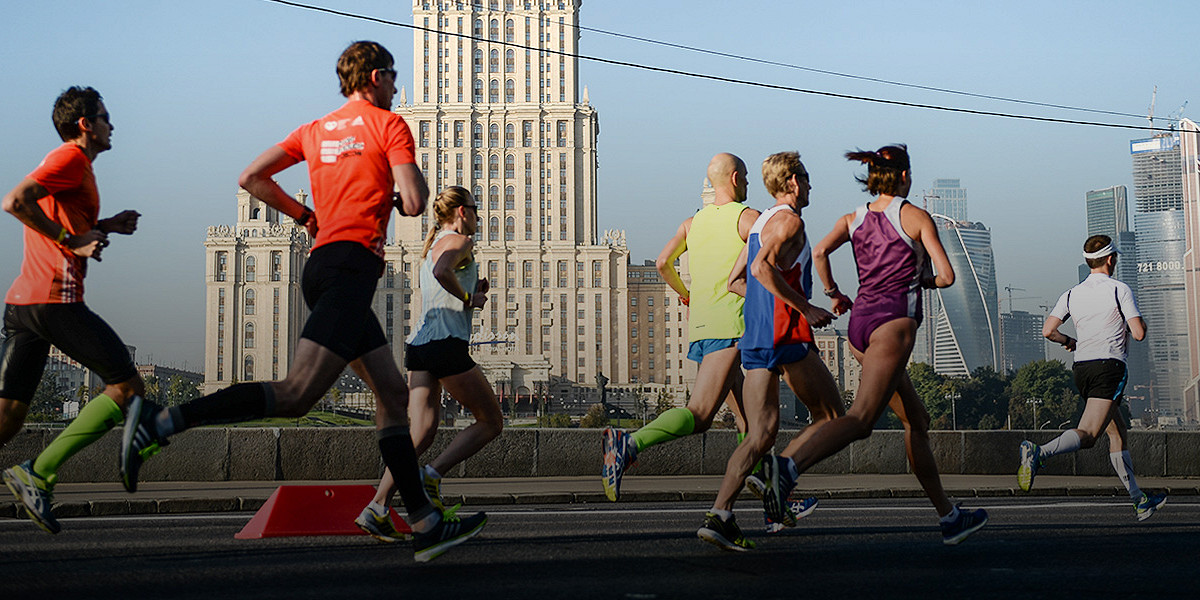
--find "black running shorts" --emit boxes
[1072,358,1127,403]
[300,241,388,362]
[405,337,476,379]
[0,302,138,403]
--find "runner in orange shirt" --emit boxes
[2,86,144,534]
[118,41,485,563]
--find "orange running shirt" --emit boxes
[277,99,416,258]
[5,143,99,305]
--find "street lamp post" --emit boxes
[1026,398,1042,430]
[946,391,961,431]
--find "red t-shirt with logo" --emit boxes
[277,99,416,258]
[6,143,99,305]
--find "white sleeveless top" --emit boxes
[407,230,478,346]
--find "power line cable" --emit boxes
[261,0,1181,133]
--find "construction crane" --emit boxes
[1004,285,1026,313]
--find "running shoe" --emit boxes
[745,470,766,500]
[761,454,798,527]
[601,427,637,502]
[119,395,168,493]
[764,497,818,533]
[1017,440,1042,492]
[3,460,60,534]
[1135,491,1167,522]
[697,512,755,551]
[423,465,445,512]
[413,510,487,563]
[354,505,408,542]
[941,505,988,545]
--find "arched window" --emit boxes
[245,256,256,282]
[489,49,499,73]
[489,185,499,209]
[505,124,515,148]
[505,216,515,241]
[504,154,515,178]
[489,123,499,147]
[473,19,483,37]
[243,355,254,381]
[245,289,256,315]
[473,79,483,103]
[505,49,515,72]
[489,216,499,241]
[473,185,483,203]
[489,79,499,103]
[504,79,515,103]
[489,19,499,41]
[473,154,483,179]
[489,155,499,178]
[244,323,255,349]
[505,186,515,210]
[505,19,514,42]
[473,49,483,73]
[473,123,483,147]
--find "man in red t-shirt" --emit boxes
[2,86,144,534]
[119,41,485,562]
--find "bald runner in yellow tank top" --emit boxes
[602,153,761,501]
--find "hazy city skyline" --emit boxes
[2,0,1198,370]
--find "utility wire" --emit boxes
[261,0,1181,133]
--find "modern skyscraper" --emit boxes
[1131,133,1189,422]
[925,216,1000,377]
[1178,119,1200,423]
[927,178,969,223]
[393,0,631,396]
[999,310,1044,374]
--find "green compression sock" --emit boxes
[631,407,695,452]
[33,394,123,486]
[737,432,747,444]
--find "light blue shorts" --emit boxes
[686,338,739,363]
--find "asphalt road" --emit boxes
[2,498,1198,599]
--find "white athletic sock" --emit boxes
[939,505,960,524]
[367,501,388,516]
[709,508,734,521]
[1109,451,1142,500]
[1038,430,1082,459]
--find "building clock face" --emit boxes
[1137,261,1182,273]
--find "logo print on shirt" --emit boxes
[319,136,365,164]
[322,116,366,132]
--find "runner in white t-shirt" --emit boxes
[1017,235,1166,520]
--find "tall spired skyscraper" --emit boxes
[925,216,1000,377]
[1130,133,1189,422]
[392,0,631,397]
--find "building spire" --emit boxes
[399,86,407,106]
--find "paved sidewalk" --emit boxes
[5,474,1199,521]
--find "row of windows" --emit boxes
[214,251,284,283]
[418,120,571,149]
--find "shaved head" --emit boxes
[707,153,747,202]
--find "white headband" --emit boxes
[1083,243,1119,260]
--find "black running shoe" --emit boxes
[119,395,168,493]
[696,512,755,551]
[413,510,487,563]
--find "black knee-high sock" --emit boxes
[175,382,275,430]
[377,426,435,522]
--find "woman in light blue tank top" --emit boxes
[357,187,503,534]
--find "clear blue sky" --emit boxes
[2,0,1197,370]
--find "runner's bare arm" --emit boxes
[1127,316,1146,341]
[430,233,479,309]
[238,146,312,234]
[752,212,833,328]
[656,218,691,302]
[813,213,854,315]
[1042,315,1076,351]
[726,245,749,297]
[392,163,429,218]
[3,176,106,259]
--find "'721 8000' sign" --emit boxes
[1137,261,1182,273]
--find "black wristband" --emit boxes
[393,192,410,217]
[295,209,313,227]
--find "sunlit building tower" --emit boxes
[1131,133,1189,422]
[392,0,631,399]
[927,178,969,223]
[203,191,311,394]
[925,216,1000,377]
[1179,119,1200,423]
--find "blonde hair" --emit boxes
[421,186,474,258]
[762,152,805,197]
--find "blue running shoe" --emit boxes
[765,497,818,533]
[1135,491,1167,521]
[601,427,637,502]
[761,454,798,527]
[1017,440,1041,492]
[3,460,59,534]
[941,505,988,545]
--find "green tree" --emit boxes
[27,372,67,422]
[1007,359,1079,430]
[653,389,674,417]
[957,366,1009,430]
[579,403,609,428]
[164,375,200,407]
[908,362,950,429]
[143,375,161,404]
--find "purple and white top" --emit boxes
[846,198,925,351]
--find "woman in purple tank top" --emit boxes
[758,145,989,545]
